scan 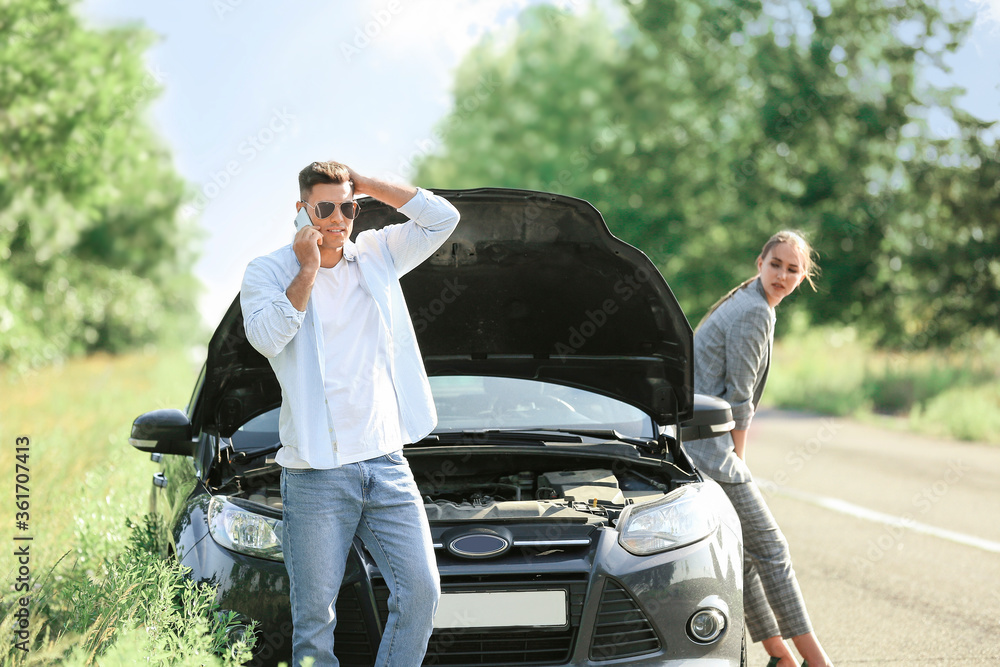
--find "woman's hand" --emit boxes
[731,429,748,463]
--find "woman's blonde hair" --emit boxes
[696,230,819,331]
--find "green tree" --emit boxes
[0,0,200,370]
[416,0,998,346]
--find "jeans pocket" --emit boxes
[384,450,406,465]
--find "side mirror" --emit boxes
[680,394,735,441]
[130,409,197,456]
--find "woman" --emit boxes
[688,230,833,667]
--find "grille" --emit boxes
[375,574,587,666]
[589,579,661,661]
[424,630,571,666]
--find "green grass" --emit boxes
[766,327,1000,443]
[0,348,257,665]
[910,382,1000,442]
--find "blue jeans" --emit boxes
[280,451,440,667]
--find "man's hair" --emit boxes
[298,161,353,200]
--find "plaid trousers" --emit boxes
[719,479,814,642]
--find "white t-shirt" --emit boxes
[274,257,407,467]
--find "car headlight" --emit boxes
[208,496,284,561]
[616,482,724,556]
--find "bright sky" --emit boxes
[80,0,1000,329]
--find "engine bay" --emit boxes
[216,448,687,526]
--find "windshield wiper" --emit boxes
[518,428,660,453]
[415,429,583,446]
[415,428,661,450]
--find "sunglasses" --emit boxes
[299,199,360,220]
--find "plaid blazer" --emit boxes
[685,278,775,483]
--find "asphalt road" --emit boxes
[740,409,1000,666]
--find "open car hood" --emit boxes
[197,188,693,436]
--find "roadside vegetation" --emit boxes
[767,324,1000,443]
[0,349,256,666]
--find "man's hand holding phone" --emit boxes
[292,208,322,275]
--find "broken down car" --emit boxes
[130,188,744,666]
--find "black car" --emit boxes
[130,188,745,666]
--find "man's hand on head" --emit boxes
[337,164,417,209]
[345,165,366,196]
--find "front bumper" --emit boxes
[178,508,743,667]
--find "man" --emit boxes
[240,161,460,666]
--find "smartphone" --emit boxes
[294,208,313,231]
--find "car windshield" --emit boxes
[428,375,654,438]
[231,375,654,451]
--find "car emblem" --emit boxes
[447,531,511,559]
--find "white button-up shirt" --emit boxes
[240,188,460,469]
